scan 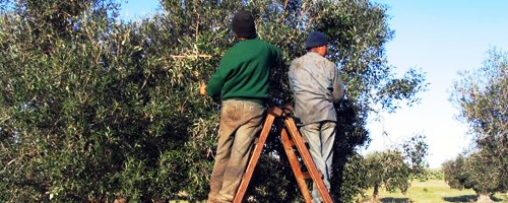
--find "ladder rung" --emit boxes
[234,107,333,203]
[302,172,311,179]
[302,171,323,180]
[286,138,309,148]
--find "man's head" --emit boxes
[232,10,256,39]
[305,31,328,57]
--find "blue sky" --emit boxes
[119,0,508,168]
[119,0,161,20]
[365,0,508,168]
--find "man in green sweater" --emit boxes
[199,10,281,203]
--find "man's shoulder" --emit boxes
[323,58,335,68]
[221,46,239,61]
[240,38,281,56]
[292,53,330,64]
[259,39,281,54]
[294,52,318,62]
[256,38,274,45]
[249,38,277,48]
[290,55,305,68]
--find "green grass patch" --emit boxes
[363,179,508,203]
[169,180,507,203]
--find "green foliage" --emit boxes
[443,151,507,196]
[452,48,507,154]
[365,150,411,195]
[312,0,428,113]
[401,134,429,176]
[448,48,508,195]
[417,168,444,181]
[339,151,410,203]
[442,155,469,191]
[0,8,219,202]
[243,155,303,203]
[365,179,507,203]
[0,0,427,202]
[338,134,428,202]
[15,0,119,30]
[0,181,9,202]
[331,99,370,202]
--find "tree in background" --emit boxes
[446,48,508,202]
[0,0,427,202]
[443,150,506,202]
[365,150,410,201]
[345,134,428,202]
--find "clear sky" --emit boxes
[365,0,508,168]
[119,0,161,20]
[119,0,508,169]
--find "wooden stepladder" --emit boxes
[233,107,334,203]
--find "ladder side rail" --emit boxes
[232,107,282,203]
[283,117,334,203]
[280,128,313,203]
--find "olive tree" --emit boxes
[443,150,506,202]
[447,48,508,202]
[345,134,428,202]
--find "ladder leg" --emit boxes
[280,128,313,203]
[283,117,334,203]
[233,108,282,203]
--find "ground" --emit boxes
[166,179,508,203]
[362,179,508,203]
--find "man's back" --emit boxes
[206,38,281,105]
[289,52,343,124]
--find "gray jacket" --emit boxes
[288,52,344,125]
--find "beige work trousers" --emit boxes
[208,99,265,203]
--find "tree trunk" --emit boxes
[476,193,493,203]
[371,183,379,203]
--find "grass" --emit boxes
[167,180,508,203]
[363,179,508,203]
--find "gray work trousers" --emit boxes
[300,121,336,203]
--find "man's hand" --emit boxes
[199,83,207,96]
[282,103,293,114]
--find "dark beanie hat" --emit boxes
[305,31,328,49]
[232,10,256,38]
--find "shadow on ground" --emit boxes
[443,195,475,202]
[380,197,412,203]
[443,195,504,202]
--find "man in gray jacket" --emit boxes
[288,31,344,203]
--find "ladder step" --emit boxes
[285,138,309,148]
[283,116,334,203]
[302,172,311,179]
[233,107,333,203]
[302,171,324,180]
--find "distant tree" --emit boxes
[447,48,508,202]
[401,134,429,178]
[356,134,428,202]
[422,168,444,180]
[443,150,506,202]
[364,150,411,201]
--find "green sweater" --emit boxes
[206,38,281,105]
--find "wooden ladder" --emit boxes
[233,107,334,203]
